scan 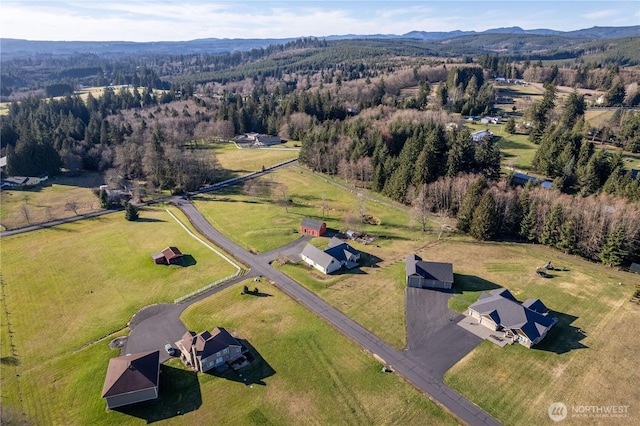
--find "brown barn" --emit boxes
[300,218,326,237]
[101,350,160,409]
[151,246,183,265]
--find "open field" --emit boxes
[193,166,414,253]
[0,172,105,231]
[418,240,640,425]
[188,141,299,176]
[0,206,242,424]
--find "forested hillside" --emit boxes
[1,34,639,265]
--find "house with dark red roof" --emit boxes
[151,246,183,265]
[101,350,160,409]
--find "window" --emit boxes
[215,357,224,365]
[223,348,229,354]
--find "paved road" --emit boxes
[174,201,501,426]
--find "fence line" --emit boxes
[166,209,242,304]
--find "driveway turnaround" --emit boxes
[173,200,501,426]
[405,288,484,380]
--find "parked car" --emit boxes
[165,343,176,356]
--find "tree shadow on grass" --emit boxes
[453,274,502,295]
[114,365,201,423]
[533,311,588,354]
[0,356,19,366]
[135,217,167,223]
[204,339,275,386]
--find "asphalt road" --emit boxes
[174,201,501,426]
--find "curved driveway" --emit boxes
[174,201,500,426]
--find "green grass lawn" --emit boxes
[188,141,299,176]
[430,239,640,426]
[193,166,413,253]
[0,206,243,425]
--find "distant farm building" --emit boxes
[471,130,494,142]
[300,237,360,274]
[151,246,183,265]
[510,172,552,189]
[1,174,49,190]
[236,133,283,146]
[300,218,326,237]
[101,350,160,409]
[406,254,454,290]
[175,328,248,373]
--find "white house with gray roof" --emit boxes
[300,237,360,274]
[467,288,557,348]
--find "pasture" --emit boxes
[0,206,239,424]
[0,172,104,231]
[193,166,414,254]
[189,140,299,177]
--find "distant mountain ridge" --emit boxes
[1,25,638,59]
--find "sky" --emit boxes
[0,1,638,42]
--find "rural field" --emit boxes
[0,206,240,425]
[190,140,299,177]
[193,166,415,254]
[0,172,105,231]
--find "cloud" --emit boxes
[581,9,618,20]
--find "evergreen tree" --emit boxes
[98,189,111,209]
[124,202,139,221]
[456,175,486,233]
[519,202,537,242]
[599,225,628,266]
[557,216,577,254]
[505,117,516,134]
[540,204,563,247]
[470,191,498,241]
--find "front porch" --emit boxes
[457,314,516,347]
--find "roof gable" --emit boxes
[195,327,242,359]
[470,290,556,343]
[300,218,325,231]
[406,255,453,283]
[102,350,160,397]
[301,243,336,269]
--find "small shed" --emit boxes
[300,218,326,237]
[152,246,183,265]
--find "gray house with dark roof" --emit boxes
[101,350,160,409]
[300,237,360,274]
[468,288,557,348]
[406,254,454,290]
[175,328,245,373]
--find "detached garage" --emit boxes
[406,254,454,290]
[101,350,160,409]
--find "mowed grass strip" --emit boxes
[434,239,640,425]
[170,280,458,425]
[193,166,413,253]
[0,207,237,365]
